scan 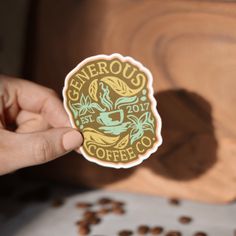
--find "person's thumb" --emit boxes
[0,128,83,174]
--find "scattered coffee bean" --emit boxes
[75,197,127,235]
[78,225,90,235]
[151,226,164,235]
[86,216,101,225]
[137,225,150,234]
[75,220,89,227]
[169,198,180,206]
[83,210,96,218]
[112,206,125,215]
[194,232,207,236]
[76,202,92,209]
[97,197,112,205]
[166,231,182,236]
[51,198,64,208]
[112,201,125,208]
[178,216,192,224]
[118,230,133,236]
[97,207,111,216]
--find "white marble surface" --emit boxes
[0,186,236,236]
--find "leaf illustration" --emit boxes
[128,112,154,144]
[90,103,105,112]
[130,128,144,145]
[89,79,98,101]
[72,103,81,110]
[69,101,78,117]
[115,96,138,109]
[143,124,154,133]
[114,134,129,149]
[83,128,120,147]
[79,108,87,116]
[127,114,139,125]
[101,76,145,96]
[140,112,147,122]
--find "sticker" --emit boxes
[63,53,162,168]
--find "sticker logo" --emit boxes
[63,54,162,168]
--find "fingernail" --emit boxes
[63,130,83,151]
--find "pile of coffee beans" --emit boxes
[118,227,208,236]
[50,195,209,236]
[74,197,126,235]
[118,225,165,235]
[117,198,208,236]
[118,225,164,235]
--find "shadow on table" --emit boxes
[144,89,218,180]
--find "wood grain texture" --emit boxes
[27,0,236,203]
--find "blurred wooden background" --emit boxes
[13,0,236,203]
[0,0,30,76]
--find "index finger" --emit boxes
[2,76,71,128]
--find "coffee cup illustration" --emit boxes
[97,109,124,127]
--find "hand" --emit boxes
[0,75,83,175]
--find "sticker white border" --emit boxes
[63,53,162,168]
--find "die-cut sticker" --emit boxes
[63,53,162,168]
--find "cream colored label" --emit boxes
[63,54,162,168]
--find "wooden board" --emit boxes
[26,0,236,203]
[0,0,30,76]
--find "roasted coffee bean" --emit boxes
[51,198,64,208]
[118,230,133,236]
[151,226,164,235]
[169,198,180,206]
[97,207,111,216]
[83,210,96,218]
[97,197,112,205]
[178,216,192,224]
[112,201,125,208]
[194,232,207,236]
[76,202,92,209]
[112,206,125,215]
[137,225,150,234]
[75,220,89,227]
[86,216,101,225]
[78,225,90,235]
[166,231,182,236]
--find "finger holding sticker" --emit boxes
[63,54,162,168]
